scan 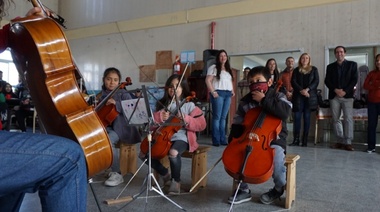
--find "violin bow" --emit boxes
[168,62,189,107]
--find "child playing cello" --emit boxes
[227,66,291,205]
[139,74,206,194]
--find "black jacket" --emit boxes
[291,66,319,112]
[229,88,292,150]
[324,60,358,99]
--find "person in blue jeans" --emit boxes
[0,131,87,212]
[0,2,87,211]
[205,49,235,146]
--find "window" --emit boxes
[0,49,18,86]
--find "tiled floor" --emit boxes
[17,122,380,212]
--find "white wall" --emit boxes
[57,0,380,91]
[7,0,380,92]
[5,0,58,20]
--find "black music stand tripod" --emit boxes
[106,85,186,211]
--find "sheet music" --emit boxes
[121,98,149,124]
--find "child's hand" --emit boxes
[106,98,116,105]
[161,111,170,121]
[251,90,265,103]
[25,7,47,17]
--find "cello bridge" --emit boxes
[248,133,259,141]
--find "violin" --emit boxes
[140,92,196,159]
[8,0,112,177]
[95,77,132,127]
[222,107,282,184]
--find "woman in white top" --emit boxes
[205,49,235,146]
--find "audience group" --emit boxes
[239,46,378,152]
[0,73,34,132]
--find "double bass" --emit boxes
[8,0,112,178]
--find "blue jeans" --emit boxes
[210,90,232,145]
[0,131,87,212]
[367,102,380,149]
[239,144,286,191]
[330,97,354,144]
[293,98,311,137]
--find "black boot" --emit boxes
[289,135,300,146]
[301,133,308,147]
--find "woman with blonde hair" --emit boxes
[289,53,319,146]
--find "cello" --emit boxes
[222,107,282,184]
[8,0,113,178]
[222,78,283,184]
[140,92,196,159]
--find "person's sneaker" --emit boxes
[366,148,376,153]
[104,172,124,187]
[260,187,284,205]
[168,179,181,195]
[344,144,354,151]
[228,189,252,204]
[157,173,171,188]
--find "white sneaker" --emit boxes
[168,179,180,195]
[104,172,124,186]
[158,173,171,188]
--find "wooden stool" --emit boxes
[119,143,137,176]
[154,145,211,192]
[231,154,300,209]
[285,154,300,209]
[182,146,211,190]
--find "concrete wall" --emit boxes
[55,0,380,92]
[5,0,380,93]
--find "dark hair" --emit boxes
[265,58,279,83]
[0,0,14,20]
[101,67,121,90]
[375,54,380,60]
[215,49,233,80]
[248,66,271,81]
[155,74,191,111]
[286,56,294,61]
[375,54,380,70]
[334,46,346,54]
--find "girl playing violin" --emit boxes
[99,67,141,187]
[227,66,291,205]
[139,74,206,195]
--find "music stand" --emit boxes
[105,85,186,211]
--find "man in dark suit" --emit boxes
[324,46,358,151]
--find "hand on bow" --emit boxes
[26,7,49,17]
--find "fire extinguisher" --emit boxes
[173,55,181,75]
